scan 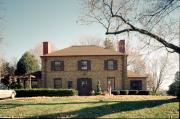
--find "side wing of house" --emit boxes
[127,71,147,90]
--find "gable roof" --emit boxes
[128,71,147,78]
[42,45,124,57]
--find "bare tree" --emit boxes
[81,0,180,54]
[76,35,118,51]
[128,54,146,74]
[0,57,3,81]
[0,1,3,45]
[103,37,115,50]
[77,35,103,46]
[9,57,18,70]
[29,42,56,68]
[0,58,16,78]
[0,0,5,50]
[124,39,147,74]
[0,58,6,78]
[146,54,170,92]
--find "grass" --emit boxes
[0,95,179,118]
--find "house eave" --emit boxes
[40,54,128,58]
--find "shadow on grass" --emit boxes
[1,98,177,118]
[0,101,119,109]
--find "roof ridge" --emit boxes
[71,45,98,47]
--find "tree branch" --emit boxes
[103,0,180,54]
[95,0,180,54]
[106,28,180,54]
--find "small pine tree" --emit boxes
[96,80,102,95]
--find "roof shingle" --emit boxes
[42,45,124,57]
[128,70,147,78]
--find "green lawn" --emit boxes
[0,96,179,118]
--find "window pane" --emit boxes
[54,78,62,88]
[81,61,88,70]
[130,80,142,90]
[54,61,63,71]
[108,60,114,70]
[32,81,38,88]
[68,81,73,89]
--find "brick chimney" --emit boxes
[43,42,51,55]
[118,40,125,53]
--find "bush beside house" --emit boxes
[138,90,151,95]
[120,90,129,95]
[15,89,78,97]
[128,90,139,95]
[14,89,150,97]
[111,90,150,95]
[111,90,120,95]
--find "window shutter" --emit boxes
[87,60,91,70]
[61,61,64,71]
[78,60,81,71]
[139,81,142,90]
[114,60,118,70]
[104,60,108,70]
[51,61,55,71]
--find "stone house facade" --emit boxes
[40,41,147,95]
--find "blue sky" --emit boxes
[2,0,106,60]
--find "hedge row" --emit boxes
[111,90,150,95]
[15,89,78,97]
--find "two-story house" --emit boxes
[40,40,147,95]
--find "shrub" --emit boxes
[96,80,102,95]
[111,90,120,95]
[151,91,167,96]
[138,90,150,95]
[167,83,176,96]
[168,71,179,98]
[150,92,159,95]
[15,88,78,97]
[95,92,102,95]
[128,90,138,95]
[120,90,129,95]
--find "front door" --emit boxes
[77,78,92,96]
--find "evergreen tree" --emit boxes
[168,71,179,98]
[96,80,102,95]
[16,52,39,75]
